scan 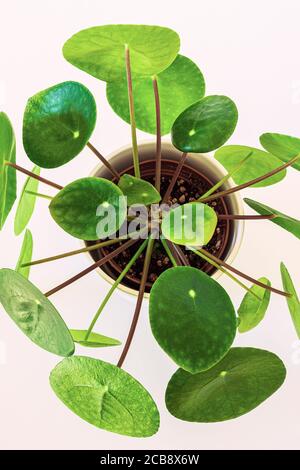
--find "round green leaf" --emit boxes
[238,277,271,332]
[14,166,40,235]
[214,145,286,187]
[161,202,217,246]
[50,356,160,437]
[280,262,300,338]
[23,81,97,168]
[260,133,300,171]
[107,55,205,135]
[0,112,17,229]
[171,95,238,153]
[118,174,161,206]
[0,269,74,356]
[49,177,127,240]
[149,267,236,373]
[70,329,121,348]
[63,25,180,83]
[165,347,286,422]
[15,229,33,280]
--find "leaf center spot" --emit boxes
[220,371,227,377]
[101,201,110,208]
[189,129,196,137]
[188,289,196,299]
[73,130,80,139]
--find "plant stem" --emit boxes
[218,214,277,221]
[84,239,149,340]
[125,45,140,179]
[153,76,162,192]
[117,237,155,368]
[86,141,120,180]
[200,154,300,204]
[5,161,63,190]
[160,236,178,267]
[166,240,182,265]
[172,243,190,266]
[162,152,188,203]
[25,190,53,200]
[44,238,139,297]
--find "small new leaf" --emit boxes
[70,329,121,348]
[14,166,40,235]
[15,229,33,279]
[238,277,271,332]
[280,262,300,338]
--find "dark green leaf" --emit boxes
[260,133,300,171]
[63,25,180,82]
[23,81,96,168]
[244,198,300,240]
[50,356,160,437]
[118,174,161,206]
[238,277,271,332]
[0,112,16,229]
[171,95,238,153]
[149,266,236,373]
[165,347,286,422]
[49,177,127,240]
[70,329,121,348]
[107,55,205,135]
[280,262,300,338]
[215,145,286,187]
[14,166,40,235]
[0,269,74,356]
[15,229,33,279]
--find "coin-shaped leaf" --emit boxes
[260,133,300,171]
[280,262,300,338]
[215,145,286,187]
[244,198,300,240]
[149,267,236,373]
[15,229,33,279]
[118,174,161,206]
[0,112,16,229]
[49,177,127,240]
[161,202,217,246]
[165,347,286,422]
[63,25,180,82]
[238,277,271,332]
[50,356,160,437]
[0,269,74,356]
[70,330,121,348]
[14,166,40,235]
[171,95,238,153]
[23,81,97,168]
[107,55,205,135]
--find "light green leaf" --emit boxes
[171,95,238,153]
[149,267,236,373]
[165,347,286,422]
[260,133,300,171]
[0,112,17,229]
[238,277,271,332]
[14,166,40,235]
[63,25,180,82]
[50,356,160,437]
[23,81,97,168]
[70,329,121,348]
[0,269,74,356]
[161,202,217,246]
[15,229,33,279]
[280,262,300,338]
[215,145,286,187]
[49,177,127,240]
[118,174,161,206]
[244,198,300,240]
[107,55,205,135]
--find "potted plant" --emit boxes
[0,24,300,437]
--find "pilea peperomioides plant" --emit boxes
[0,24,300,437]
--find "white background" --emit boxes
[0,0,300,450]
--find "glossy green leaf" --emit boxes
[149,267,236,373]
[50,356,160,437]
[215,145,286,187]
[70,329,121,348]
[280,263,300,338]
[260,133,300,171]
[49,177,127,240]
[15,229,33,279]
[161,202,217,247]
[63,25,180,82]
[118,174,161,206]
[0,112,17,229]
[14,166,40,235]
[238,277,271,332]
[23,81,96,168]
[171,95,238,153]
[244,198,300,240]
[0,269,74,356]
[166,347,286,422]
[107,55,205,135]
